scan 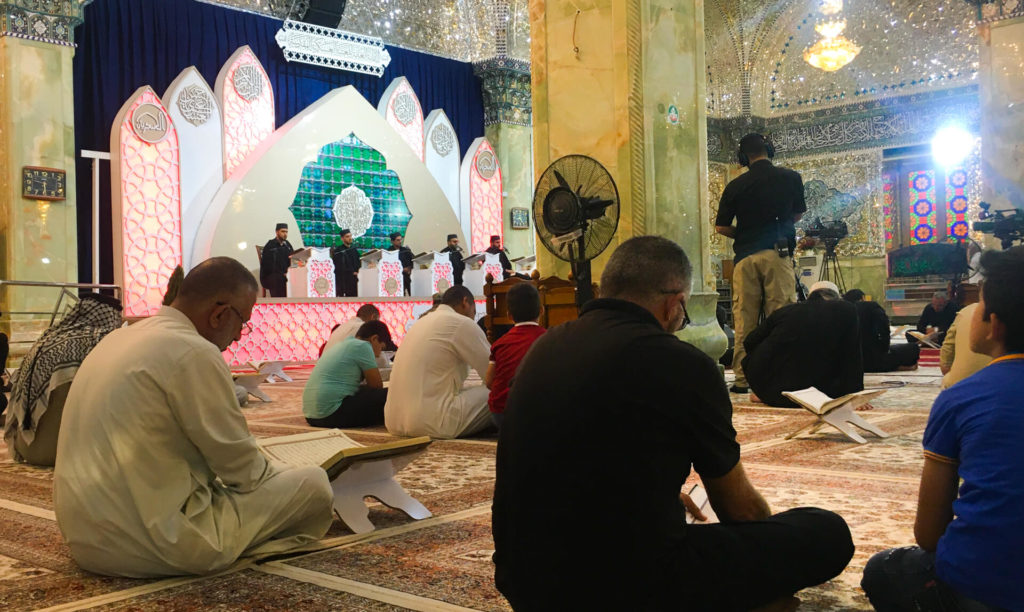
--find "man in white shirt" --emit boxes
[323,304,380,354]
[53,258,334,577]
[385,285,491,439]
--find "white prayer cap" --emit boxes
[809,281,840,295]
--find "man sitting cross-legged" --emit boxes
[385,285,492,439]
[862,246,1024,612]
[492,236,854,611]
[304,320,392,428]
[53,258,334,578]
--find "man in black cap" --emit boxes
[439,234,465,286]
[387,232,414,296]
[330,229,360,297]
[260,223,294,298]
[485,235,516,280]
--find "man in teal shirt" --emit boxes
[304,321,391,428]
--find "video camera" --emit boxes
[974,202,1024,249]
[803,218,849,252]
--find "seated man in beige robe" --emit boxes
[53,258,334,578]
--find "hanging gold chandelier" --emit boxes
[804,19,861,72]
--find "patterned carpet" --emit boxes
[0,366,941,611]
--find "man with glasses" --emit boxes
[54,257,334,577]
[493,236,853,610]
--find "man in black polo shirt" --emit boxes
[492,236,853,611]
[715,134,805,393]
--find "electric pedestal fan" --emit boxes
[532,155,620,308]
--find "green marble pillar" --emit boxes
[0,3,86,317]
[476,59,536,261]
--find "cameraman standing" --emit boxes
[715,133,806,393]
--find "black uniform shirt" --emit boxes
[260,238,293,278]
[330,244,361,274]
[492,298,740,608]
[440,245,465,283]
[715,159,807,263]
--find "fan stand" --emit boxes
[569,237,595,309]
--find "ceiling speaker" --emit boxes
[301,0,347,28]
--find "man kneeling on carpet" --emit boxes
[53,258,334,578]
[862,246,1024,612]
[492,236,854,611]
[742,280,864,407]
[304,320,392,428]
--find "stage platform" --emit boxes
[223,296,485,366]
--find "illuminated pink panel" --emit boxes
[377,250,404,297]
[220,47,275,178]
[116,90,182,318]
[306,259,336,297]
[383,79,425,161]
[469,140,503,254]
[432,260,454,293]
[223,299,485,365]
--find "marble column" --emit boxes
[531,0,724,360]
[0,3,85,317]
[475,58,536,261]
[978,16,1024,233]
[530,0,712,288]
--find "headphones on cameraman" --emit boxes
[737,133,775,167]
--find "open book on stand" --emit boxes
[782,387,886,415]
[782,387,890,444]
[259,430,432,481]
[907,330,941,348]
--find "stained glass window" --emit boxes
[908,170,936,245]
[945,168,970,240]
[287,134,412,250]
[882,172,896,251]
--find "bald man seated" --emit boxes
[53,258,334,577]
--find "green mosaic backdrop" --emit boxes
[288,133,412,249]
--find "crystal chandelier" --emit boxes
[804,18,861,72]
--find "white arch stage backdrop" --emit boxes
[108,47,499,363]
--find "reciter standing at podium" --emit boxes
[330,229,360,297]
[259,223,293,298]
[440,233,465,286]
[387,232,414,296]
[485,235,515,279]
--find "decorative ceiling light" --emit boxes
[804,17,861,71]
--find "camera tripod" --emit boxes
[819,239,846,294]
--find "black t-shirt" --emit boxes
[492,299,740,608]
[742,299,863,404]
[917,302,957,334]
[854,300,891,357]
[715,159,806,263]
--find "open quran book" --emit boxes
[907,330,941,348]
[781,387,886,415]
[259,430,432,481]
